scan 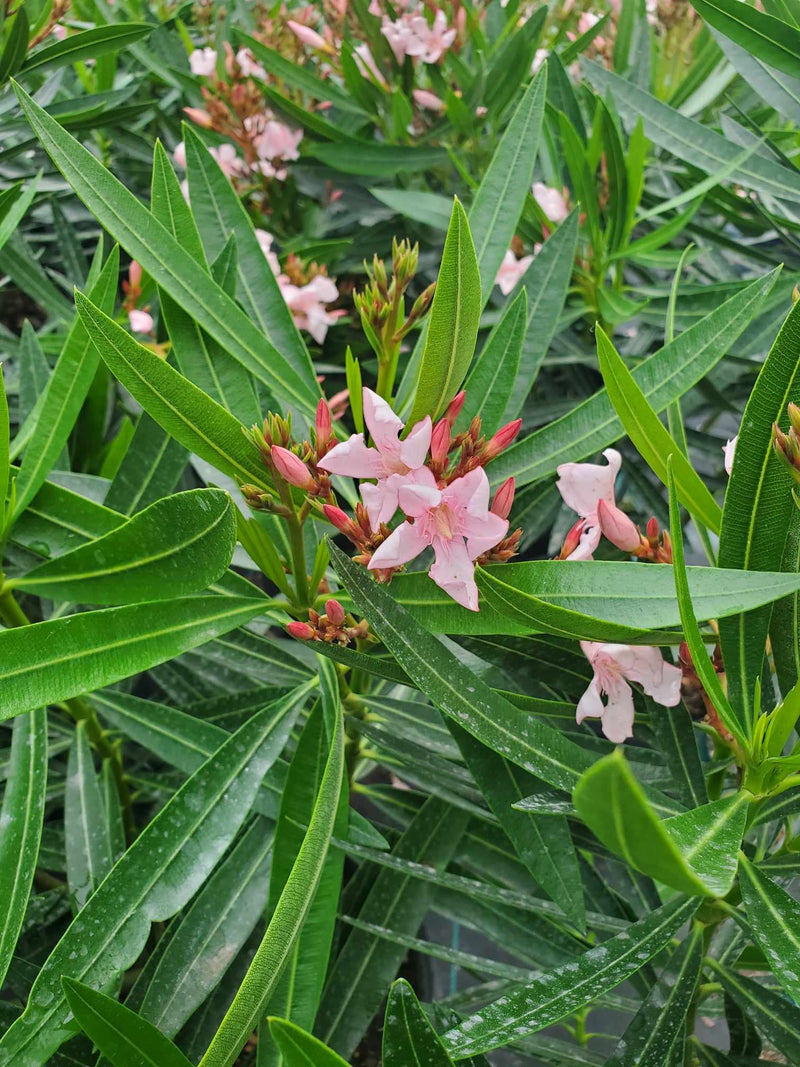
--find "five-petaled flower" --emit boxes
[578,642,683,743]
[556,447,633,559]
[368,466,508,611]
[318,389,432,529]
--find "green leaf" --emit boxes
[104,413,187,517]
[573,749,747,896]
[739,853,800,1005]
[0,361,8,521]
[197,660,344,1067]
[459,289,525,436]
[718,298,800,735]
[0,684,311,1064]
[0,174,40,257]
[329,541,594,794]
[442,895,699,1058]
[12,247,119,520]
[0,7,29,84]
[0,706,47,987]
[771,503,800,697]
[606,924,704,1065]
[62,978,194,1067]
[73,293,272,491]
[12,81,320,420]
[182,127,317,394]
[490,268,779,488]
[266,1020,349,1067]
[469,66,547,300]
[0,596,267,721]
[583,59,800,202]
[691,0,800,80]
[648,700,708,809]
[709,961,800,1061]
[406,198,481,425]
[12,488,235,604]
[21,25,153,75]
[304,141,447,176]
[595,325,722,532]
[449,722,585,930]
[65,722,112,911]
[382,980,454,1066]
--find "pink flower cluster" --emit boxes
[317,389,520,610]
[255,230,343,344]
[380,8,456,64]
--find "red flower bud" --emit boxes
[491,477,515,520]
[484,418,522,460]
[286,621,315,640]
[272,446,315,489]
[323,504,354,534]
[316,398,332,449]
[559,517,586,560]
[431,419,451,465]
[646,516,660,542]
[325,598,346,626]
[445,390,466,425]
[597,498,640,552]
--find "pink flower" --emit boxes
[209,142,245,179]
[577,642,682,743]
[254,229,281,275]
[318,388,432,529]
[408,10,456,63]
[413,88,446,112]
[280,275,342,344]
[495,249,534,295]
[128,309,154,334]
[235,47,266,79]
[173,141,187,169]
[724,434,737,476]
[532,181,569,223]
[53,24,67,41]
[189,47,217,77]
[381,14,421,61]
[532,48,548,73]
[556,448,623,560]
[288,20,327,49]
[246,115,303,180]
[577,11,601,32]
[369,466,508,611]
[354,44,387,87]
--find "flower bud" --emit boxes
[558,518,586,560]
[484,418,522,459]
[128,309,154,334]
[431,419,451,465]
[646,516,660,543]
[183,107,213,128]
[128,261,142,288]
[325,598,346,626]
[413,89,445,112]
[491,477,515,520]
[323,503,357,536]
[445,390,466,426]
[287,20,327,49]
[789,403,800,437]
[315,398,332,449]
[272,446,315,489]
[597,498,640,552]
[286,621,315,640]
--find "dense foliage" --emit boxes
[5,0,800,1063]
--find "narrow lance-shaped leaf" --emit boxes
[739,852,800,1006]
[458,289,526,436]
[11,81,321,420]
[197,659,345,1067]
[0,683,312,1065]
[65,722,113,912]
[0,707,47,987]
[691,0,800,81]
[383,980,455,1066]
[406,198,481,425]
[266,1020,349,1067]
[12,489,236,605]
[0,360,8,520]
[442,895,699,1058]
[62,977,195,1067]
[708,960,800,1062]
[0,596,268,721]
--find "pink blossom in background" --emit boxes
[254,229,282,275]
[209,142,245,179]
[495,249,534,295]
[369,466,508,611]
[408,10,456,63]
[53,24,67,41]
[532,181,569,223]
[245,115,303,179]
[281,276,343,344]
[413,88,446,111]
[381,14,421,62]
[724,434,737,476]
[319,389,432,528]
[532,48,549,73]
[354,43,388,87]
[128,309,154,334]
[172,141,187,169]
[189,47,217,77]
[577,642,683,743]
[556,447,623,560]
[235,47,266,79]
[287,21,328,50]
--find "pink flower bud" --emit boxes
[484,418,522,459]
[413,89,446,112]
[560,518,586,560]
[272,446,315,489]
[128,261,142,288]
[287,20,327,49]
[325,598,346,626]
[183,107,213,129]
[491,477,515,520]
[316,397,332,448]
[646,516,660,542]
[431,419,451,465]
[597,498,640,552]
[128,309,154,334]
[286,621,315,640]
[445,390,466,426]
[323,504,354,535]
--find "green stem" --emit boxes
[0,580,137,843]
[273,479,309,608]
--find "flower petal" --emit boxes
[565,523,602,561]
[399,415,432,469]
[368,521,427,569]
[576,676,605,724]
[429,537,479,611]
[443,466,490,511]
[399,480,441,518]
[556,448,622,521]
[465,512,508,560]
[600,679,635,743]
[620,646,683,707]
[317,434,383,479]
[360,480,399,531]
[363,388,404,454]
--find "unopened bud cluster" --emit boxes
[286,599,370,646]
[354,239,435,355]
